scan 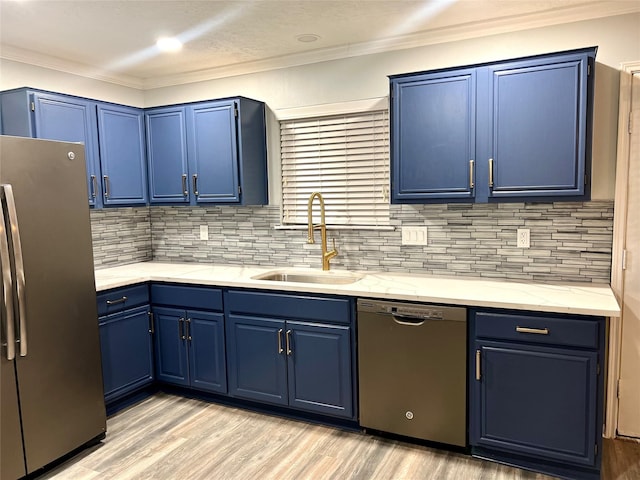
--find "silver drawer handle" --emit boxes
[106,296,127,305]
[516,326,549,335]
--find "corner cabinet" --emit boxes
[469,309,605,480]
[225,290,355,420]
[0,88,148,208]
[151,284,227,394]
[145,97,267,206]
[97,285,154,404]
[390,47,596,204]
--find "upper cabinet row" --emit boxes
[390,47,596,204]
[0,89,267,208]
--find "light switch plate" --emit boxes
[199,225,209,241]
[402,226,428,246]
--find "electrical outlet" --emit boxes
[517,228,530,248]
[199,225,209,241]
[401,227,428,246]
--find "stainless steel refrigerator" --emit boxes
[1,135,106,479]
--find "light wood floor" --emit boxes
[37,393,640,480]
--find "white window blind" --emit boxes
[280,110,390,226]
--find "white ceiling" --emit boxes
[1,0,638,89]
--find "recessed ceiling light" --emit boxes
[296,34,320,43]
[156,37,183,52]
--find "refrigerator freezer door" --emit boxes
[0,136,106,474]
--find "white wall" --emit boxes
[2,13,639,200]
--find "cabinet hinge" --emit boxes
[234,105,238,117]
[595,443,598,456]
[622,249,627,271]
[30,101,35,112]
[238,186,242,195]
[584,173,588,186]
[587,64,591,76]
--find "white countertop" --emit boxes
[94,262,620,317]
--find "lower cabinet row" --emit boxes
[97,283,355,420]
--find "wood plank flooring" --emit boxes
[37,393,640,480]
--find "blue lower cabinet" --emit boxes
[287,321,352,418]
[225,290,355,419]
[226,315,288,405]
[470,309,604,480]
[99,305,154,403]
[153,306,226,394]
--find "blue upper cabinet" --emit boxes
[146,97,267,206]
[481,52,591,201]
[97,104,148,205]
[391,69,476,203]
[1,89,102,206]
[390,47,596,203]
[187,101,239,203]
[145,106,190,203]
[1,87,150,208]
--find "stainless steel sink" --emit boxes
[252,270,363,285]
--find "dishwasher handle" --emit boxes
[392,314,426,326]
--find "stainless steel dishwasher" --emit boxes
[357,299,467,447]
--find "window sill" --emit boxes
[274,224,395,231]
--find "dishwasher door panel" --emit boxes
[358,307,467,447]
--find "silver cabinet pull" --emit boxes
[469,159,475,189]
[2,185,27,357]
[488,158,494,188]
[277,328,284,354]
[178,317,185,340]
[516,326,549,335]
[0,195,16,360]
[148,312,154,334]
[90,175,98,199]
[475,349,481,381]
[192,174,199,196]
[186,318,192,341]
[106,296,127,305]
[103,175,110,198]
[182,174,188,196]
[286,329,292,356]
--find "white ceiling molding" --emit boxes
[1,2,637,91]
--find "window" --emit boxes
[280,110,390,227]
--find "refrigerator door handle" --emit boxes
[1,184,27,357]
[0,193,16,360]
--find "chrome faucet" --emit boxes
[307,192,338,271]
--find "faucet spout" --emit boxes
[307,192,338,271]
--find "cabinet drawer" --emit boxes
[151,284,223,311]
[226,290,351,325]
[474,311,600,349]
[97,284,149,317]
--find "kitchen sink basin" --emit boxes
[252,270,363,285]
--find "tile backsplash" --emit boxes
[91,201,613,284]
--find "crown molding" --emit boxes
[0,45,145,89]
[1,3,638,91]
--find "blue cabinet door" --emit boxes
[32,92,102,206]
[482,53,590,200]
[97,104,148,205]
[226,314,288,406]
[99,305,153,403]
[187,101,240,204]
[286,321,353,418]
[391,69,476,203]
[145,107,190,203]
[153,306,189,386]
[471,340,598,467]
[187,310,227,394]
